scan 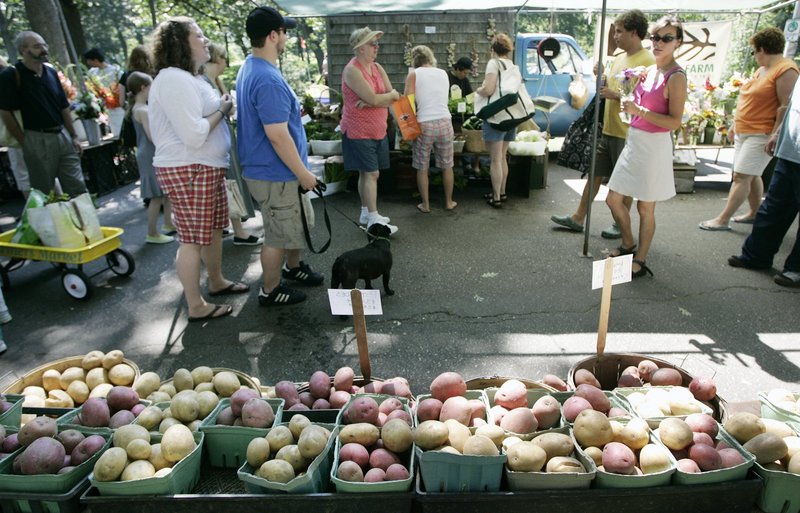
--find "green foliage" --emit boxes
[462,116,483,131]
[304,121,340,141]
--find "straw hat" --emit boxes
[350,27,384,49]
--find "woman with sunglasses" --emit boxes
[699,27,798,231]
[341,27,400,234]
[606,16,687,278]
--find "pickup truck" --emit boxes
[514,33,596,137]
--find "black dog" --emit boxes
[331,223,394,296]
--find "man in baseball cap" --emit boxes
[245,6,296,41]
[449,56,473,97]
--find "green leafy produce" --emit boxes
[462,116,483,131]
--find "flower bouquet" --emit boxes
[73,89,103,120]
[615,66,647,124]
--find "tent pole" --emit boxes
[582,0,607,257]
[54,0,86,92]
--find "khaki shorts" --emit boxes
[733,133,772,176]
[246,179,314,250]
[595,135,626,178]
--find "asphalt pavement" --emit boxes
[0,148,798,404]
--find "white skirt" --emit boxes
[607,127,676,202]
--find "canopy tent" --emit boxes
[274,0,790,17]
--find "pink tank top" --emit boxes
[340,58,388,140]
[631,66,684,133]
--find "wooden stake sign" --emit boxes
[350,289,372,381]
[592,255,633,355]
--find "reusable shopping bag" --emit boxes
[391,95,421,141]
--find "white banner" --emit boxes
[594,19,733,86]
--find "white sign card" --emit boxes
[457,102,467,113]
[591,255,633,290]
[425,26,436,34]
[328,289,383,315]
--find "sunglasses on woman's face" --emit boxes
[368,41,380,48]
[650,34,676,43]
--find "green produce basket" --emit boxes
[336,394,412,426]
[758,391,800,432]
[0,394,24,428]
[414,392,486,433]
[0,427,112,494]
[89,431,203,496]
[282,408,339,424]
[669,423,754,485]
[484,388,567,439]
[237,423,338,494]
[753,462,800,513]
[614,386,714,428]
[551,390,632,424]
[198,397,284,468]
[415,446,506,493]
[504,429,596,491]
[331,435,415,493]
[0,474,90,513]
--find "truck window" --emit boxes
[526,40,581,75]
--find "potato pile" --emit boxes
[7,417,106,475]
[505,432,587,474]
[486,379,559,435]
[69,386,144,428]
[573,412,672,475]
[272,367,413,413]
[655,414,746,473]
[764,388,800,414]
[246,414,332,484]
[562,384,630,423]
[92,423,196,481]
[213,389,276,428]
[416,372,486,428]
[724,412,800,474]
[132,367,254,433]
[335,398,413,484]
[623,386,709,420]
[19,350,136,424]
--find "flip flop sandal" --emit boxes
[487,198,503,209]
[610,244,636,257]
[209,282,250,296]
[188,304,233,322]
[483,192,507,201]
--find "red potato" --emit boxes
[689,377,717,401]
[241,398,275,428]
[329,390,351,409]
[309,371,331,399]
[718,448,745,468]
[298,392,315,408]
[621,366,640,379]
[385,463,410,481]
[573,369,601,388]
[685,413,719,438]
[131,403,145,416]
[489,405,509,426]
[106,386,140,412]
[574,384,611,413]
[369,448,401,471]
[215,406,236,425]
[2,433,20,453]
[500,407,538,434]
[312,398,331,410]
[617,374,643,387]
[602,442,636,475]
[439,396,472,426]
[18,437,65,475]
[230,388,262,417]
[56,430,85,454]
[562,396,593,422]
[339,442,370,469]
[386,409,413,426]
[80,398,110,428]
[416,398,443,422]
[692,432,715,447]
[377,412,387,427]
[108,410,135,429]
[689,443,722,471]
[532,395,561,429]
[650,368,683,386]
[343,396,380,425]
[287,403,310,411]
[494,379,528,409]
[334,367,355,392]
[429,372,467,402]
[380,380,413,399]
[607,407,629,418]
[677,458,701,473]
[379,398,404,415]
[337,460,364,482]
[468,399,486,424]
[274,381,301,408]
[637,360,659,382]
[70,434,106,465]
[364,467,386,482]
[542,374,568,391]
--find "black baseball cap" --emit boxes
[246,6,297,39]
[454,57,473,70]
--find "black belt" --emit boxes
[28,127,63,134]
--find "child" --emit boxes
[126,71,176,243]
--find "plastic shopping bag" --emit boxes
[70,193,103,244]
[11,189,47,245]
[391,95,421,141]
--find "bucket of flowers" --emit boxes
[73,89,104,145]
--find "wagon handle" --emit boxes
[350,289,372,380]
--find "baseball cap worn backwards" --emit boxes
[246,6,297,39]
[350,27,384,49]
[455,57,473,70]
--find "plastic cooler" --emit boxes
[758,391,800,432]
[238,422,338,494]
[504,429,596,491]
[0,427,112,494]
[0,394,24,428]
[89,431,203,496]
[198,397,284,468]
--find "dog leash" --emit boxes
[298,181,332,254]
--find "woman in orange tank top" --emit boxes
[341,27,400,232]
[699,27,798,231]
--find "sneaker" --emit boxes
[550,215,584,232]
[233,235,263,246]
[359,211,390,226]
[0,309,11,324]
[368,220,398,235]
[258,284,306,306]
[601,223,622,239]
[146,234,175,244]
[282,261,324,285]
[774,271,800,288]
[0,340,6,355]
[162,224,177,236]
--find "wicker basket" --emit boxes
[465,376,556,392]
[2,355,141,394]
[463,129,486,153]
[567,353,727,422]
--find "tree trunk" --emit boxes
[0,6,18,61]
[59,0,87,58]
[24,0,71,66]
